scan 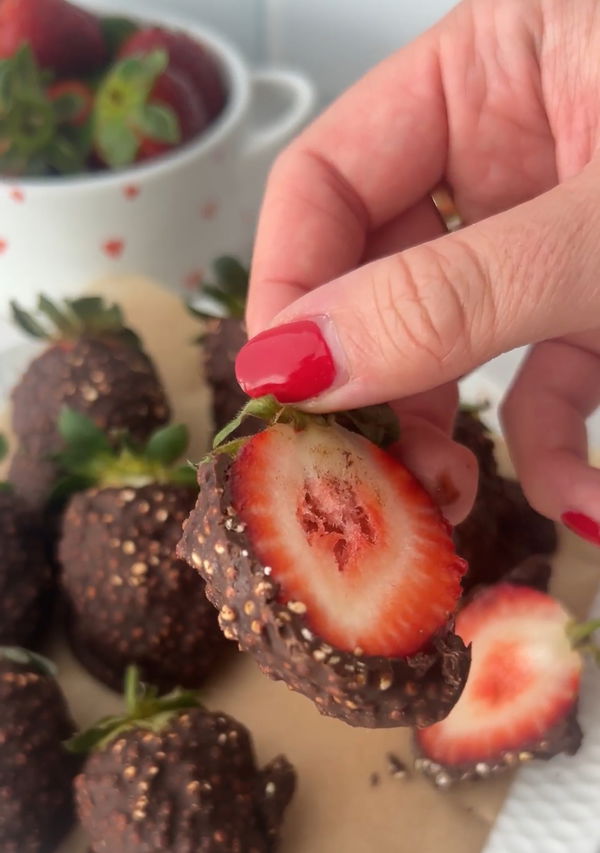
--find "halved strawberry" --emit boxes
[232,421,465,657]
[415,582,590,784]
[178,396,471,728]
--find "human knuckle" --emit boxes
[368,247,488,371]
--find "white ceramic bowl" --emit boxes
[0,10,315,348]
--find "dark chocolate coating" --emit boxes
[76,707,296,853]
[414,704,582,787]
[0,490,53,647]
[453,411,557,591]
[177,455,471,729]
[0,656,79,851]
[59,483,225,692]
[9,337,170,510]
[202,317,249,434]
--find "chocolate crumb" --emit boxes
[386,753,409,780]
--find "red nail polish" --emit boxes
[235,320,336,403]
[561,511,600,547]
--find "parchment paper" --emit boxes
[1,276,598,853]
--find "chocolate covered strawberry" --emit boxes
[94,49,208,168]
[0,647,79,852]
[71,666,296,853]
[57,411,225,692]
[9,295,169,510]
[414,577,598,786]
[453,408,557,591]
[178,396,470,728]
[188,256,250,434]
[0,0,106,75]
[0,437,53,647]
[119,26,226,120]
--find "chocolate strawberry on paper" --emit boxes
[178,396,470,728]
[9,295,169,510]
[56,411,225,693]
[414,571,599,785]
[71,666,296,853]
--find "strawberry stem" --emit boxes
[0,434,11,492]
[66,666,202,754]
[567,618,600,665]
[209,396,400,461]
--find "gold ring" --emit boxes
[431,183,464,233]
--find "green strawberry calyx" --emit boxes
[0,45,93,177]
[187,256,249,329]
[11,294,141,348]
[51,409,197,502]
[0,435,9,492]
[204,394,401,462]
[567,618,600,664]
[94,49,180,168]
[0,646,58,677]
[66,665,202,754]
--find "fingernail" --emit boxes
[235,318,338,403]
[561,511,600,547]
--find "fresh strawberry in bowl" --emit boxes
[93,48,209,169]
[413,567,599,785]
[178,395,470,729]
[0,1,314,323]
[119,26,227,121]
[0,0,106,75]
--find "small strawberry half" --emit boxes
[232,421,464,657]
[414,580,598,785]
[178,396,470,729]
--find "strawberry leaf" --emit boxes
[336,404,400,448]
[51,91,86,123]
[66,296,104,320]
[65,713,131,754]
[145,424,189,466]
[10,301,49,339]
[0,434,7,463]
[118,50,168,92]
[58,408,112,456]
[0,646,57,678]
[67,666,202,754]
[213,256,249,304]
[37,295,73,335]
[212,395,283,449]
[48,473,96,506]
[94,49,171,167]
[95,119,138,168]
[137,103,179,144]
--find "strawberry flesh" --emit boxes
[231,422,465,658]
[417,583,582,766]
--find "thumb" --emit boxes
[236,164,600,410]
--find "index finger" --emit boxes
[247,27,448,336]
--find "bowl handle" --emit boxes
[242,68,316,163]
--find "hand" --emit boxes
[237,0,600,539]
